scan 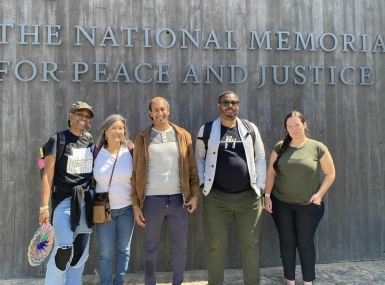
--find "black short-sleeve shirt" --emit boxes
[213,124,250,193]
[44,130,93,189]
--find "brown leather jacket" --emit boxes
[131,122,200,208]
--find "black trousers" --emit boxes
[271,194,324,282]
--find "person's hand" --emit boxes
[264,197,273,213]
[133,207,146,227]
[39,211,50,226]
[310,193,322,205]
[184,196,198,213]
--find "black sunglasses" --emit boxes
[220,100,239,107]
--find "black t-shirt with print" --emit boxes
[213,124,251,193]
[44,129,93,189]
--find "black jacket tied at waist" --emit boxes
[51,181,93,232]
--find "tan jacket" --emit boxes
[131,122,200,208]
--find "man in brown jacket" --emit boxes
[131,97,199,285]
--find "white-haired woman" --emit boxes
[93,114,135,285]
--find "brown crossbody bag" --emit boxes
[92,148,120,224]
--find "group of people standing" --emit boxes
[38,91,335,285]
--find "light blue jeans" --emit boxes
[95,205,135,285]
[44,197,93,285]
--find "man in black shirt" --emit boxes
[195,91,266,285]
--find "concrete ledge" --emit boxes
[1,260,384,284]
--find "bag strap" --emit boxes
[128,144,134,156]
[56,132,66,161]
[197,121,213,159]
[107,148,120,192]
[240,119,256,158]
[240,119,256,145]
[93,146,101,161]
[94,145,132,160]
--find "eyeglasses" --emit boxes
[74,112,92,120]
[220,100,239,107]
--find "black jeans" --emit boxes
[271,194,324,282]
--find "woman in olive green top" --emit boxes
[264,111,335,285]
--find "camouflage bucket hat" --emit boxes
[70,101,95,118]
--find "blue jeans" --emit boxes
[95,205,135,285]
[142,194,189,285]
[44,197,93,285]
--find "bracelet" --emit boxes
[264,193,271,198]
[39,206,49,213]
[132,205,139,209]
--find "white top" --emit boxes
[93,146,133,209]
[146,127,182,195]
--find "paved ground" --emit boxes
[1,260,384,285]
